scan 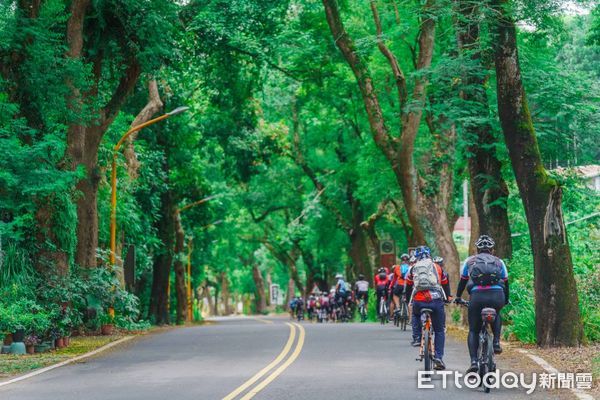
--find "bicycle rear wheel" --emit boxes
[400,302,408,331]
[423,331,432,373]
[480,334,492,393]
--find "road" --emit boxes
[0,317,567,399]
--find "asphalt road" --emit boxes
[0,316,566,400]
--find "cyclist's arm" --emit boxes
[439,267,452,300]
[500,260,509,303]
[455,262,470,298]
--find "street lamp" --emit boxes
[109,106,189,265]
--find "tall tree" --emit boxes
[491,0,583,346]
[322,0,461,278]
[454,0,512,259]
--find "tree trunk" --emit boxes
[455,0,512,259]
[252,264,267,314]
[221,271,231,315]
[148,190,175,325]
[66,0,141,268]
[173,211,187,324]
[421,120,460,280]
[124,79,163,178]
[491,0,583,346]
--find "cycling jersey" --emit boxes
[374,273,390,288]
[354,280,369,292]
[390,263,409,287]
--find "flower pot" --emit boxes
[34,344,49,353]
[1,345,11,354]
[12,329,25,343]
[101,324,114,336]
[3,334,13,346]
[55,337,65,348]
[10,342,26,355]
[26,344,35,355]
[63,337,70,347]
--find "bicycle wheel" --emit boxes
[423,331,432,373]
[479,334,491,392]
[400,302,408,331]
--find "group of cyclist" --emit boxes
[288,234,509,375]
[289,278,357,323]
[366,234,509,373]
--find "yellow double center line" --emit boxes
[222,322,305,400]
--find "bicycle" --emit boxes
[415,307,435,373]
[378,294,388,325]
[358,298,367,322]
[456,299,497,393]
[398,297,409,331]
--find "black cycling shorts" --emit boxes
[392,284,404,297]
[356,291,368,302]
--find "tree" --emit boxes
[491,0,583,346]
[454,0,512,258]
[321,0,461,279]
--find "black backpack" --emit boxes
[468,253,503,286]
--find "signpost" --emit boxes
[270,284,283,306]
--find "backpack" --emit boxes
[468,253,503,286]
[412,259,440,292]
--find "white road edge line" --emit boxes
[516,349,594,400]
[0,336,135,388]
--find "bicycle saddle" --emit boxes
[421,308,433,314]
[481,308,497,322]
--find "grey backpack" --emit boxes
[412,259,439,292]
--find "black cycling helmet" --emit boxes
[433,256,444,265]
[378,267,385,273]
[400,253,409,261]
[475,235,495,251]
[358,274,365,280]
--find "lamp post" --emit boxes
[109,106,189,265]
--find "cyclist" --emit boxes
[335,274,349,319]
[354,274,369,306]
[454,235,509,373]
[374,267,390,318]
[390,254,410,318]
[405,246,452,370]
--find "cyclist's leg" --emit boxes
[411,301,422,343]
[430,299,446,362]
[468,291,485,363]
[393,285,403,311]
[490,291,505,349]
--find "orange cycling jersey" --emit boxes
[390,264,409,287]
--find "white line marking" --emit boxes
[0,336,134,388]
[517,349,595,400]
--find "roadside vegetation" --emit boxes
[0,0,598,364]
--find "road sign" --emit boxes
[270,284,282,306]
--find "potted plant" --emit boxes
[99,312,115,336]
[24,334,38,354]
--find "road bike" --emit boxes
[397,297,409,331]
[416,307,435,373]
[378,294,388,325]
[456,299,497,393]
[358,298,367,322]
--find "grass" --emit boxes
[0,335,123,380]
